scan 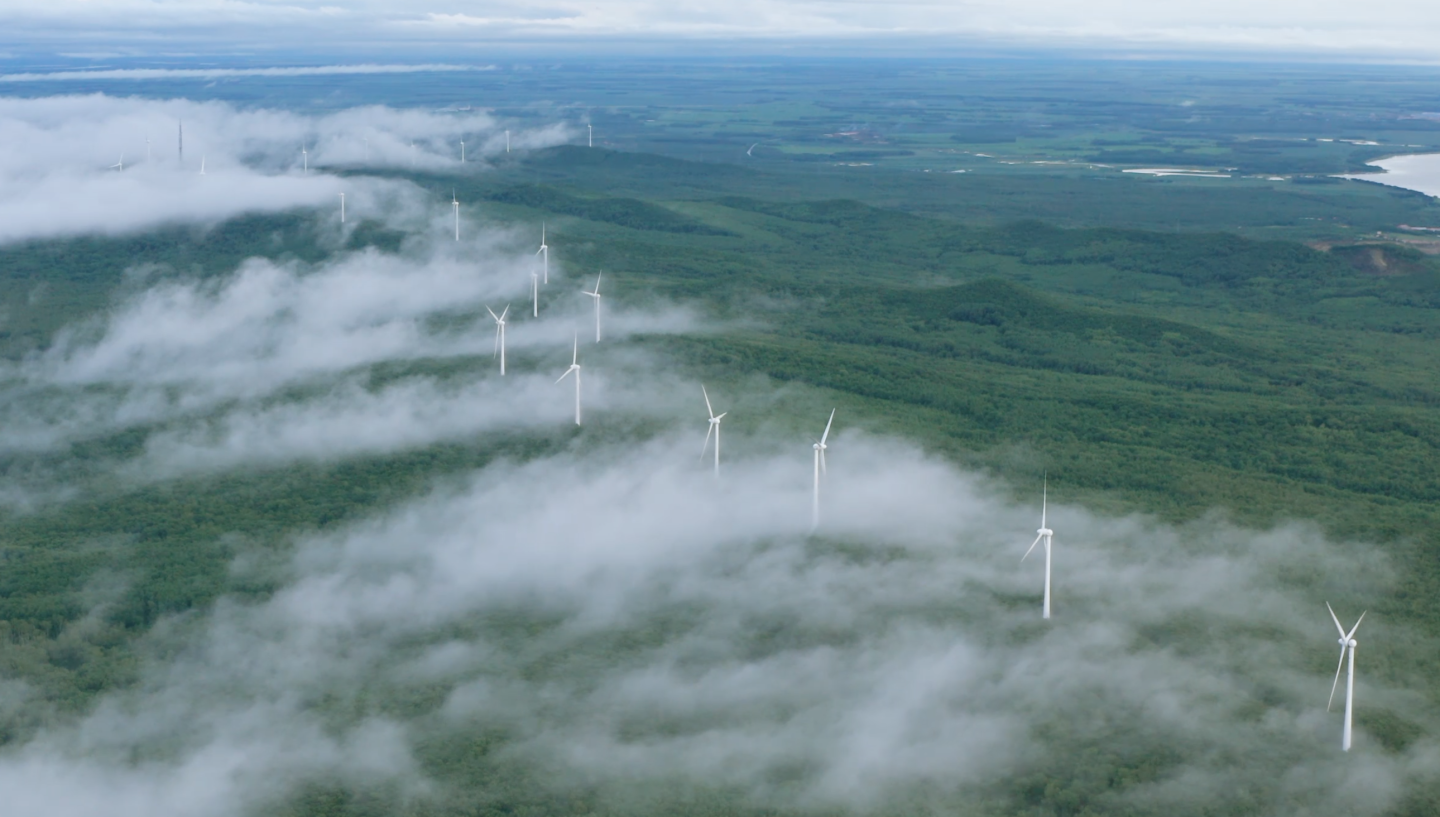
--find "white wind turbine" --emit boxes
[536,222,549,283]
[700,385,727,477]
[487,305,510,375]
[556,335,582,425]
[1326,603,1367,752]
[1021,476,1056,620]
[110,154,124,171]
[810,409,835,530]
[506,130,510,153]
[452,190,460,241]
[302,144,308,174]
[460,139,466,163]
[583,272,603,342]
[588,124,593,147]
[338,192,345,223]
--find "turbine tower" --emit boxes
[506,130,510,153]
[487,305,509,375]
[536,222,549,283]
[461,140,466,163]
[452,190,460,242]
[588,124,593,147]
[339,192,345,223]
[556,335,582,425]
[811,409,835,530]
[1021,476,1055,620]
[199,155,206,176]
[700,385,727,477]
[1327,603,1367,752]
[530,271,540,317]
[583,272,603,342]
[302,144,308,174]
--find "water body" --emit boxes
[1342,153,1440,196]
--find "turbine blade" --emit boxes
[1022,533,1043,562]
[820,408,836,445]
[572,335,578,365]
[487,306,499,321]
[1327,645,1346,711]
[595,270,602,294]
[1042,475,1048,529]
[701,423,715,459]
[820,448,827,476]
[702,385,714,418]
[493,325,501,356]
[1346,611,1367,641]
[556,366,576,384]
[500,305,509,321]
[715,412,726,420]
[1326,602,1346,639]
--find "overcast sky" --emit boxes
[1,1,1438,61]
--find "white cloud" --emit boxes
[0,94,573,244]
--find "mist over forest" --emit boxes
[0,58,1439,817]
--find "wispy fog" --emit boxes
[1,431,1429,816]
[0,94,573,243]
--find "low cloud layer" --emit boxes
[1,429,1431,816]
[0,94,572,244]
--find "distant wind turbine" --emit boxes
[700,385,727,477]
[811,409,835,530]
[199,155,206,176]
[460,139,466,163]
[536,222,549,283]
[338,192,345,223]
[556,335,582,425]
[506,130,510,153]
[747,143,757,156]
[487,305,509,375]
[1326,603,1367,752]
[110,154,124,171]
[1021,476,1056,620]
[452,190,459,241]
[583,271,603,342]
[588,124,593,147]
[302,144,308,174]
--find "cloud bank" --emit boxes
[1,428,1432,816]
[0,94,572,244]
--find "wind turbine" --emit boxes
[338,192,345,223]
[536,222,549,283]
[1326,603,1367,752]
[110,154,124,171]
[199,155,206,175]
[506,130,510,153]
[460,139,466,163]
[1021,476,1055,620]
[530,271,540,317]
[487,305,509,375]
[747,143,757,156]
[556,335,582,425]
[452,190,459,241]
[700,385,726,477]
[588,124,593,147]
[811,409,835,530]
[583,272,603,342]
[302,144,308,174]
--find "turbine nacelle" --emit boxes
[1037,527,1053,537]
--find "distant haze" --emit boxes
[2,1,1440,60]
